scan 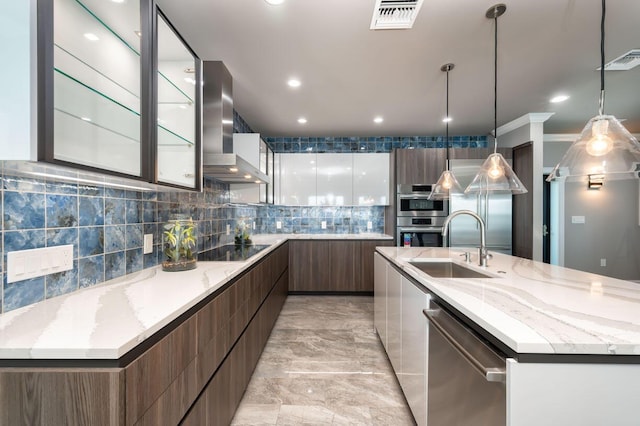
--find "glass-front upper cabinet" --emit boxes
[155,8,201,189]
[47,0,146,177]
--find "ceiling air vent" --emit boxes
[598,49,640,71]
[370,0,424,30]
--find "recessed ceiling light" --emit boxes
[134,30,142,38]
[81,117,92,122]
[83,33,99,41]
[373,116,384,124]
[287,79,301,88]
[298,117,307,124]
[244,174,252,179]
[111,0,125,3]
[184,77,196,85]
[442,116,452,123]
[550,95,570,103]
[265,0,285,4]
[229,167,238,173]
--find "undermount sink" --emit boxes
[408,261,494,279]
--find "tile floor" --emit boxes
[231,295,416,425]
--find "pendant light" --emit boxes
[429,63,463,200]
[465,4,528,194]
[546,0,640,182]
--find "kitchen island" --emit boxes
[375,246,640,426]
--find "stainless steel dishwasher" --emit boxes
[424,302,506,425]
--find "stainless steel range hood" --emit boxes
[201,61,269,184]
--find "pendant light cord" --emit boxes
[445,66,450,171]
[599,0,606,116]
[493,11,498,153]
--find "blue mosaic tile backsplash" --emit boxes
[264,135,487,153]
[0,166,386,313]
[0,168,243,314]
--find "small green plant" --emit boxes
[162,217,197,271]
[234,220,252,246]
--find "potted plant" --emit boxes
[162,215,197,272]
[234,220,252,246]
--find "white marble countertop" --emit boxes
[377,246,640,356]
[0,233,392,360]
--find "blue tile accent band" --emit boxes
[264,135,488,153]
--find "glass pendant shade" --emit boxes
[464,152,528,194]
[546,115,640,182]
[429,169,463,200]
[465,4,527,195]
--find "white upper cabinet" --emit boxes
[275,152,390,206]
[353,153,390,205]
[229,134,273,203]
[316,153,353,206]
[277,153,317,205]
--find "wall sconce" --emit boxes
[588,174,605,190]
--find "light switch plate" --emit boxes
[143,234,153,254]
[571,216,585,224]
[7,245,73,283]
[276,221,282,229]
[367,221,373,230]
[321,221,327,229]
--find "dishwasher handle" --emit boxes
[424,308,506,383]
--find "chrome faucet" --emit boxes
[442,210,489,267]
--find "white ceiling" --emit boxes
[156,0,640,138]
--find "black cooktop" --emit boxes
[198,244,270,262]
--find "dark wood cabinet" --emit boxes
[395,148,446,185]
[289,239,392,293]
[360,240,394,292]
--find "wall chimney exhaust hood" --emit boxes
[201,61,269,184]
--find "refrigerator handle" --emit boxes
[476,193,481,230]
[484,192,489,229]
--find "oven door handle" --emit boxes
[398,227,443,233]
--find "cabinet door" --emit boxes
[50,0,145,177]
[386,264,402,374]
[316,153,353,206]
[401,277,430,426]
[278,153,317,205]
[374,253,388,350]
[288,241,330,291]
[361,240,393,292]
[155,8,200,189]
[395,149,446,184]
[328,241,359,291]
[353,153,390,205]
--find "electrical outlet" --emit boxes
[321,221,327,229]
[226,224,231,235]
[367,221,373,230]
[276,221,282,229]
[600,258,607,267]
[252,221,256,230]
[7,245,73,283]
[143,234,153,254]
[571,216,585,224]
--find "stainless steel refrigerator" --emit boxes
[447,159,512,254]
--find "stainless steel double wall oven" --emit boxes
[396,184,449,247]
